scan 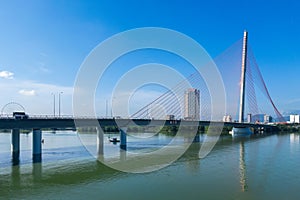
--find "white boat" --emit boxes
[109,137,120,143]
[229,127,253,137]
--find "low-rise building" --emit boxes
[223,115,232,122]
[166,115,175,120]
[264,115,272,123]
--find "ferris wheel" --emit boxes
[1,102,26,116]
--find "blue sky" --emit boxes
[0,0,299,117]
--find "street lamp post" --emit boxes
[111,97,116,118]
[106,99,108,118]
[59,92,63,117]
[51,93,55,117]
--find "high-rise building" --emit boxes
[247,113,252,123]
[184,88,200,120]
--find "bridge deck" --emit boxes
[0,118,276,129]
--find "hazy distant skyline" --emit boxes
[0,0,299,116]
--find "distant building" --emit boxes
[184,88,200,120]
[223,115,232,122]
[166,115,175,120]
[295,115,299,123]
[247,113,252,123]
[290,114,300,123]
[264,115,272,123]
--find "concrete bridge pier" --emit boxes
[193,134,200,143]
[120,127,127,150]
[97,127,104,157]
[32,129,42,163]
[11,129,20,164]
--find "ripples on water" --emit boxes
[1,132,300,199]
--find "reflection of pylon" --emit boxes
[239,142,248,191]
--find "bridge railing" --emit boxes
[0,114,13,119]
[0,114,119,120]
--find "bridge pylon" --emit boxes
[231,30,253,136]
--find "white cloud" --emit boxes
[0,70,14,79]
[19,89,36,96]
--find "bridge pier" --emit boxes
[11,129,20,164]
[97,127,104,157]
[120,127,127,150]
[193,134,200,143]
[32,129,42,163]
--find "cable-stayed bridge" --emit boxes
[0,31,283,163]
[130,31,284,123]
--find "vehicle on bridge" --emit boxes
[13,111,29,119]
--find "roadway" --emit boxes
[0,117,277,130]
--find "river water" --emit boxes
[0,131,300,199]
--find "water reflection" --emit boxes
[11,165,20,188]
[184,141,201,173]
[289,133,300,153]
[6,159,122,192]
[239,141,248,192]
[119,149,127,161]
[32,163,42,180]
[3,132,300,199]
[290,133,300,144]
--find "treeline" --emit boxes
[77,125,233,135]
[276,124,300,133]
[77,126,161,133]
[1,126,235,135]
[0,129,31,134]
[159,126,232,135]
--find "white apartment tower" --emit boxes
[290,114,300,123]
[184,88,200,120]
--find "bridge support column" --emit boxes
[120,127,127,150]
[97,127,104,157]
[11,129,20,164]
[193,134,200,143]
[32,129,42,163]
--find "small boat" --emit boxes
[109,137,120,143]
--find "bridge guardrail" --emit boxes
[0,114,120,120]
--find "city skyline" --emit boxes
[0,0,299,117]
